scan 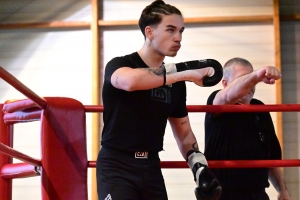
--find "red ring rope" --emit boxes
[84,104,300,113]
[87,159,300,169]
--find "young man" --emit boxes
[96,1,222,200]
[204,57,290,200]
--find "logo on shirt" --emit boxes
[135,151,148,159]
[151,87,171,104]
[105,194,112,200]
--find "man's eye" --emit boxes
[167,29,174,33]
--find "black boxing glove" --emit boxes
[187,150,222,200]
[164,59,223,87]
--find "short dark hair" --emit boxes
[138,0,182,39]
[224,57,252,69]
[223,57,253,81]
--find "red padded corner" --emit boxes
[40,97,88,200]
[3,99,43,114]
[3,109,42,124]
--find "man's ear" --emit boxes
[222,79,227,88]
[145,26,154,40]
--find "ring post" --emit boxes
[0,104,13,200]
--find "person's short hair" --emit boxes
[223,57,253,81]
[138,0,182,39]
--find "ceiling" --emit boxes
[0,0,90,24]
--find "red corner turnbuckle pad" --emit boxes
[3,99,43,124]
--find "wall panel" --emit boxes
[281,20,300,199]
[103,0,273,20]
[280,1,300,199]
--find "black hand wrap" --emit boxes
[175,59,223,87]
[187,151,222,200]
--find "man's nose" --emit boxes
[174,32,182,42]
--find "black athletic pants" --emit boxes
[221,188,269,200]
[96,147,168,200]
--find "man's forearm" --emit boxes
[269,167,288,192]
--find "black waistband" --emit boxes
[101,145,159,160]
[223,187,266,194]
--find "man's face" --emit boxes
[151,14,184,57]
[231,64,255,104]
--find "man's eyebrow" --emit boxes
[166,25,176,28]
[166,25,185,31]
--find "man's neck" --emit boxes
[138,45,164,68]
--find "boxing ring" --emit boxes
[1,66,300,200]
